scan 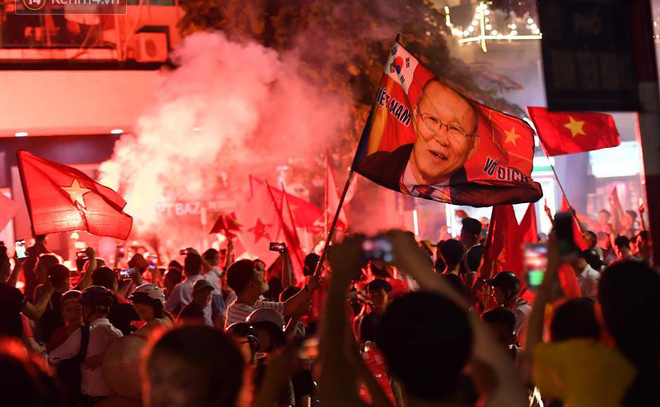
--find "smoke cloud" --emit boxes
[100,32,348,255]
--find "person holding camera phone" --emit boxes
[319,231,529,407]
[224,256,320,329]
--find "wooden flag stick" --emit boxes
[313,170,356,276]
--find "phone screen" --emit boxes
[524,244,548,288]
[15,240,26,259]
[119,269,132,279]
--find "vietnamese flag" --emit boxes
[519,203,538,244]
[482,205,522,279]
[17,150,132,240]
[527,107,621,156]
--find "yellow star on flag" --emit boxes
[504,127,521,146]
[564,116,586,137]
[61,179,92,208]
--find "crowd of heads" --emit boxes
[0,204,658,407]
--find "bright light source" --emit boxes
[527,18,534,24]
[472,20,478,26]
[510,24,517,29]
[193,127,202,132]
[486,24,492,30]
[511,30,518,35]
[484,9,490,15]
[14,132,28,137]
[468,26,475,32]
[491,30,498,35]
[463,30,470,36]
[110,129,124,135]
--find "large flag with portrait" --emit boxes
[352,42,543,207]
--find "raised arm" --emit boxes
[282,275,319,317]
[7,256,26,288]
[526,240,561,355]
[74,247,96,291]
[385,230,529,407]
[319,235,371,407]
[22,281,54,321]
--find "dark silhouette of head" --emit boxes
[377,292,472,402]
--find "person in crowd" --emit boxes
[165,252,214,324]
[459,217,483,287]
[0,255,54,338]
[129,284,173,339]
[247,308,296,407]
[597,231,617,265]
[91,267,140,335]
[119,254,149,299]
[224,259,320,328]
[49,286,123,405]
[633,230,652,264]
[202,248,227,326]
[35,264,72,345]
[320,231,529,407]
[487,271,532,337]
[162,267,183,300]
[436,238,464,275]
[0,337,61,407]
[622,210,638,239]
[33,253,60,299]
[178,279,215,326]
[23,234,50,302]
[358,279,392,343]
[613,235,633,261]
[144,326,252,407]
[482,307,521,365]
[46,290,82,352]
[598,260,660,407]
[570,249,601,299]
[226,322,261,366]
[527,242,638,407]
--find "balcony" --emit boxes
[0,0,182,67]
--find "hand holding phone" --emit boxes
[15,240,26,259]
[524,244,548,289]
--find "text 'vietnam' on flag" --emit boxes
[526,107,621,156]
[351,41,543,207]
[16,150,133,240]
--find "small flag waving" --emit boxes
[352,42,542,207]
[560,196,588,251]
[519,203,538,244]
[527,107,621,156]
[482,205,522,278]
[17,150,133,240]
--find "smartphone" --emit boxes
[554,212,577,256]
[362,236,394,263]
[524,244,548,289]
[148,264,156,270]
[119,269,133,279]
[15,240,27,259]
[269,242,286,252]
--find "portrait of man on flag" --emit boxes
[353,42,543,207]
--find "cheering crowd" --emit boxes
[0,206,658,407]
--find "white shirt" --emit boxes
[578,264,600,298]
[165,274,212,325]
[400,162,451,201]
[512,298,532,336]
[49,318,123,397]
[205,267,223,295]
[225,299,284,329]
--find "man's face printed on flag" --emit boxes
[410,80,480,185]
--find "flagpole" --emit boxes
[324,150,329,241]
[313,170,356,276]
[540,145,588,233]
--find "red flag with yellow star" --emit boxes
[352,42,542,207]
[16,150,132,240]
[527,107,621,156]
